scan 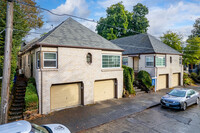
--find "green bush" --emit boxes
[183,73,194,85]
[122,65,135,94]
[25,78,38,111]
[137,70,152,91]
[190,72,200,83]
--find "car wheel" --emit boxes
[183,102,187,111]
[196,98,199,105]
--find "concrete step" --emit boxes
[136,91,146,95]
[9,107,23,112]
[8,115,23,121]
[16,89,26,93]
[11,103,25,108]
[15,96,25,100]
[14,99,24,103]
[9,111,23,116]
[15,92,25,96]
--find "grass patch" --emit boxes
[25,77,38,111]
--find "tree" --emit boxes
[0,0,43,85]
[96,2,149,40]
[96,2,129,40]
[183,36,200,65]
[128,3,149,35]
[189,18,200,38]
[160,31,183,53]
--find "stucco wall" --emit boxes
[124,54,183,90]
[22,47,123,114]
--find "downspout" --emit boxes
[40,45,43,114]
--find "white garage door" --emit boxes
[157,74,168,90]
[94,80,115,102]
[50,83,81,110]
[172,73,180,87]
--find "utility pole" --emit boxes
[0,0,14,124]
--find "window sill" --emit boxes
[101,68,123,72]
[39,68,58,72]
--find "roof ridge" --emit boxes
[146,34,156,53]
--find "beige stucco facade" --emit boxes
[125,54,183,91]
[20,47,123,114]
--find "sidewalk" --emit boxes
[30,89,169,133]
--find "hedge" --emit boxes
[122,65,135,94]
[137,70,152,91]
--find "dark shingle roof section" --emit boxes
[21,18,123,52]
[111,34,181,55]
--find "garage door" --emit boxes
[157,74,168,90]
[94,80,115,102]
[172,73,180,87]
[51,83,81,110]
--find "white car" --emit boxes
[0,120,71,133]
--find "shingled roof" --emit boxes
[111,34,181,55]
[21,18,123,52]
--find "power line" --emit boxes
[13,0,145,35]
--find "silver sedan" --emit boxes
[160,88,200,110]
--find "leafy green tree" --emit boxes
[189,18,200,38]
[0,0,43,84]
[96,2,129,40]
[160,31,183,53]
[183,36,200,65]
[128,3,149,35]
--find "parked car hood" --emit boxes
[44,124,71,133]
[162,94,185,102]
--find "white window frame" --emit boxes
[179,57,182,65]
[102,54,121,69]
[43,52,57,69]
[145,56,154,67]
[156,56,166,67]
[36,51,40,69]
[122,57,128,66]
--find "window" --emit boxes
[43,52,57,68]
[156,57,166,67]
[170,57,172,63]
[36,52,40,69]
[28,55,31,66]
[122,57,128,66]
[145,56,154,67]
[86,53,92,64]
[179,57,182,65]
[102,55,120,68]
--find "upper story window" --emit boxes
[43,52,57,68]
[145,56,154,67]
[170,57,172,63]
[179,57,182,65]
[102,55,120,68]
[86,53,92,64]
[36,52,40,69]
[122,57,128,66]
[156,57,166,67]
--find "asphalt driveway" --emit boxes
[30,85,200,133]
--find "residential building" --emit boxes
[19,18,123,114]
[111,34,183,91]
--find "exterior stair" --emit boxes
[8,75,27,122]
[135,88,146,95]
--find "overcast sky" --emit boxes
[25,0,200,41]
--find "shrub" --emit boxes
[137,70,152,92]
[122,65,135,95]
[190,72,200,83]
[183,73,194,85]
[25,77,38,111]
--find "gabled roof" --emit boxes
[111,34,181,55]
[21,18,123,52]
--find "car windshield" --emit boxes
[168,89,186,97]
[30,123,49,133]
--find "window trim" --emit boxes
[86,53,92,64]
[145,56,154,68]
[43,52,58,69]
[122,56,128,66]
[102,54,121,69]
[36,51,40,69]
[155,56,166,67]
